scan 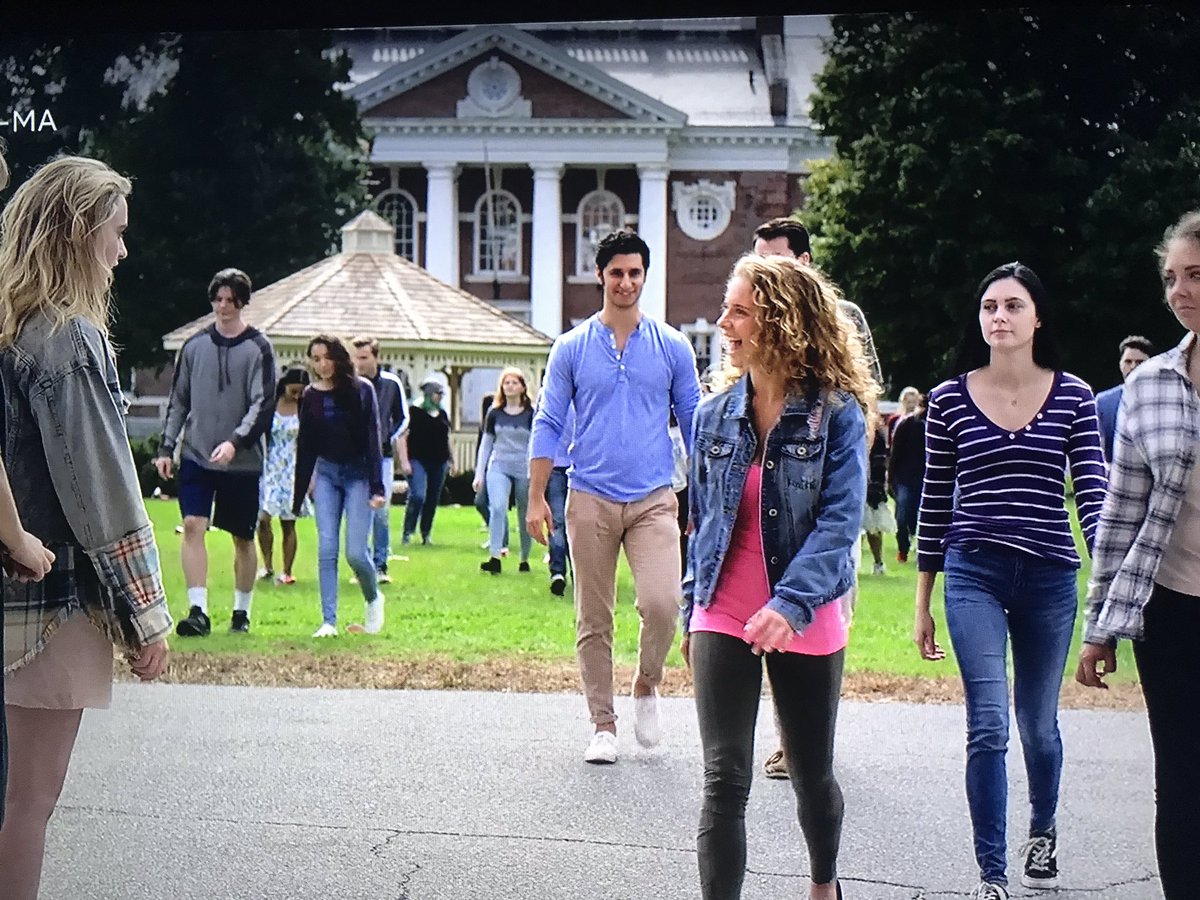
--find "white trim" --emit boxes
[472,188,524,278]
[574,188,626,278]
[463,274,530,285]
[372,188,421,261]
[672,179,735,242]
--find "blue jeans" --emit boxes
[546,467,570,577]
[475,480,508,549]
[403,459,448,541]
[894,481,920,555]
[313,458,378,626]
[369,457,393,573]
[486,466,531,562]
[943,542,1078,885]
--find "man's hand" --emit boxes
[209,441,237,466]
[526,496,554,546]
[128,639,169,681]
[1076,642,1117,689]
[153,456,174,481]
[369,494,386,510]
[400,460,412,477]
[472,476,483,493]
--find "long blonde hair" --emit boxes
[491,366,532,410]
[0,156,132,347]
[716,254,878,412]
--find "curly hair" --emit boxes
[715,254,878,412]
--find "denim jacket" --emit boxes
[1,312,171,670]
[681,377,867,635]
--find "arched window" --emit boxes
[373,189,419,261]
[575,189,625,276]
[473,189,522,276]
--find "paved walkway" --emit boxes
[42,684,1160,899]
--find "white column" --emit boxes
[637,164,670,322]
[423,162,460,286]
[530,163,564,337]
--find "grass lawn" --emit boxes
[148,498,1139,686]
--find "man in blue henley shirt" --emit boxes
[527,230,700,765]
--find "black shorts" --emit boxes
[177,457,261,541]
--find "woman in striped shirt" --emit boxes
[912,262,1107,900]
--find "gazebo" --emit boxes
[161,211,554,472]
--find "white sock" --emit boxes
[187,587,208,614]
[234,589,253,614]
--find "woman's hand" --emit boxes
[1075,641,1117,689]
[744,607,793,656]
[400,460,412,477]
[913,607,945,660]
[680,633,691,670]
[5,529,55,582]
[128,639,169,681]
[369,494,386,510]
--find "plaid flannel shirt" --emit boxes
[2,314,172,672]
[1084,332,1200,644]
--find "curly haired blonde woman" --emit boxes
[0,156,171,899]
[681,254,876,900]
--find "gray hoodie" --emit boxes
[160,324,276,472]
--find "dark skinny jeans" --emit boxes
[1133,583,1200,900]
[691,631,845,897]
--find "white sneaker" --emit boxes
[364,594,384,634]
[872,562,886,576]
[633,690,662,748]
[584,730,618,764]
[969,883,1009,900]
[312,623,338,638]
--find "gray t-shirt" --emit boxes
[476,406,534,480]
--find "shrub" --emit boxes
[130,434,177,498]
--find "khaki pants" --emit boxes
[566,486,681,726]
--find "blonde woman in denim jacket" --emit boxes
[681,254,875,900]
[0,157,172,899]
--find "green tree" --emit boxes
[804,9,1200,394]
[94,30,368,371]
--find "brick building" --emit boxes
[338,16,833,391]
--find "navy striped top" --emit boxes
[917,371,1108,572]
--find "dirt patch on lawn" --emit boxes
[123,651,1145,711]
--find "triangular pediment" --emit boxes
[351,24,687,125]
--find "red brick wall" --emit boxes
[363,52,631,120]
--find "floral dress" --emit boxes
[260,410,311,519]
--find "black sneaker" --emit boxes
[549,574,566,596]
[230,610,250,633]
[480,557,501,574]
[175,606,211,637]
[518,561,531,573]
[1020,831,1058,889]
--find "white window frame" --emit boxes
[473,189,523,278]
[680,317,721,377]
[574,189,626,277]
[672,179,736,242]
[372,188,421,261]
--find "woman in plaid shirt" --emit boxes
[1077,211,1200,900]
[0,158,172,899]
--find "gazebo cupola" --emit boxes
[340,209,396,255]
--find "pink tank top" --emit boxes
[690,463,850,656]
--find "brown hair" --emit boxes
[491,366,532,411]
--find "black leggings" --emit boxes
[691,631,845,898]
[1133,584,1200,900]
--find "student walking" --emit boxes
[474,368,534,575]
[293,336,386,637]
[0,157,171,900]
[862,416,895,575]
[913,262,1107,900]
[257,367,311,585]
[1076,212,1200,900]
[682,254,871,900]
[544,405,574,596]
[888,392,926,563]
[400,379,454,546]
[155,267,276,636]
[528,229,701,764]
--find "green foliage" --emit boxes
[0,31,368,370]
[804,9,1200,395]
[129,434,176,498]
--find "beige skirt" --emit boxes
[5,612,115,709]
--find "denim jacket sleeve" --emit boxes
[31,323,171,645]
[680,407,703,633]
[766,396,867,632]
